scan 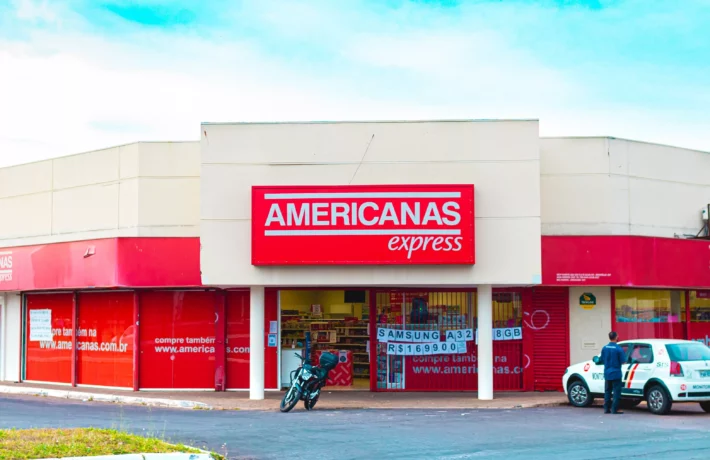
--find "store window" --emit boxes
[376,291,476,391]
[493,292,523,328]
[615,290,686,323]
[614,289,686,340]
[690,291,710,322]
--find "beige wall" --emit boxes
[568,286,612,364]
[541,137,710,237]
[0,142,200,247]
[200,120,542,287]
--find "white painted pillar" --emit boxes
[477,284,493,400]
[249,286,265,400]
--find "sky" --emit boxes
[1,0,709,167]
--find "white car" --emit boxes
[563,339,710,415]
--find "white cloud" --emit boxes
[0,0,709,168]
[13,0,59,23]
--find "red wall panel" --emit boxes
[116,238,201,287]
[139,291,216,389]
[76,292,134,387]
[25,294,74,383]
[226,291,250,389]
[225,289,278,390]
[0,237,201,292]
[543,236,710,287]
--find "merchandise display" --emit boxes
[280,290,370,387]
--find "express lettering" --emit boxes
[388,236,463,259]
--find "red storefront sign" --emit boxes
[0,237,201,292]
[252,185,475,265]
[543,236,710,287]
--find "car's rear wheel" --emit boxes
[646,385,672,415]
[699,402,710,413]
[567,380,594,407]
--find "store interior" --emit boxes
[279,289,522,391]
[280,290,371,389]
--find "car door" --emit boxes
[623,343,654,397]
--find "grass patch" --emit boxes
[0,428,223,460]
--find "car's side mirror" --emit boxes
[592,356,600,365]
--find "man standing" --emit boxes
[600,331,626,414]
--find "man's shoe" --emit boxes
[604,410,611,414]
[611,411,624,415]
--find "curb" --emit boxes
[212,401,568,412]
[0,386,213,410]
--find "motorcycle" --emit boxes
[280,351,338,413]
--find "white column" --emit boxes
[250,286,265,400]
[477,284,493,400]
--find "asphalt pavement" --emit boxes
[2,396,710,459]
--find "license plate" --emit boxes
[699,370,710,378]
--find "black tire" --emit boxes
[280,387,301,413]
[619,399,642,409]
[646,385,672,415]
[700,402,710,413]
[304,394,319,411]
[567,380,594,407]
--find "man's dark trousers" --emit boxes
[604,379,622,413]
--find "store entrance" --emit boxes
[279,290,370,390]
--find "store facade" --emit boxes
[1,123,709,400]
[200,120,545,399]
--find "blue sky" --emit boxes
[1,0,709,165]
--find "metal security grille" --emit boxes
[375,291,474,391]
[531,287,569,391]
[492,292,524,391]
[374,290,526,392]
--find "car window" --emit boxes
[630,344,654,364]
[620,344,631,362]
[666,342,710,361]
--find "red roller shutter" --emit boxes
[531,287,569,391]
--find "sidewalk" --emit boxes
[0,382,567,411]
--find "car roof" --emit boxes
[618,339,694,345]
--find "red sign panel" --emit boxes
[76,292,134,388]
[252,185,475,265]
[139,291,217,389]
[543,236,710,287]
[0,237,201,292]
[25,294,74,384]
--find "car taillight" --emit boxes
[670,361,683,376]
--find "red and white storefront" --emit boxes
[1,120,709,400]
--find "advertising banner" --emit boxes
[76,292,134,388]
[25,294,74,384]
[542,235,710,287]
[251,184,475,265]
[139,291,217,389]
[403,342,524,391]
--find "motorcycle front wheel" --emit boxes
[280,386,301,413]
[304,393,319,411]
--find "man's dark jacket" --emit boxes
[600,342,626,380]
